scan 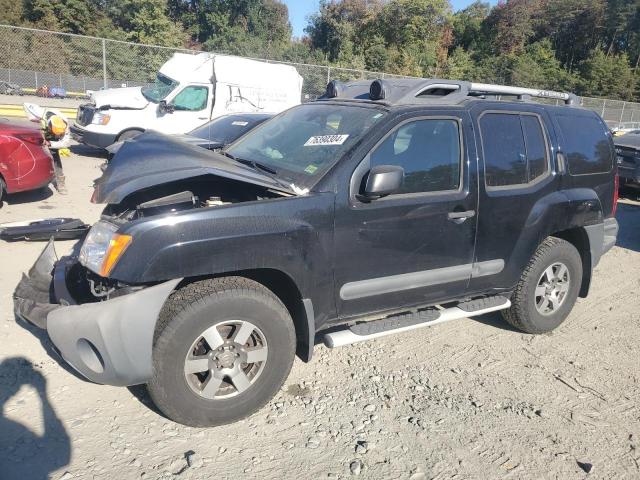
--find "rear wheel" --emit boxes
[147,277,296,427]
[502,237,582,334]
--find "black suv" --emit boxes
[15,79,619,427]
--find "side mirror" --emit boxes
[159,100,175,114]
[359,165,404,201]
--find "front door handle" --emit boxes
[448,210,475,223]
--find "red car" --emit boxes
[0,121,55,203]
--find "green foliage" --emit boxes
[578,49,636,99]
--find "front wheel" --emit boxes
[147,277,296,427]
[502,237,582,334]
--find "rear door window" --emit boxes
[479,112,549,188]
[555,114,612,175]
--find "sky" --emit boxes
[284,0,497,38]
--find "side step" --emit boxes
[323,296,510,348]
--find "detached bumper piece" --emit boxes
[13,239,182,386]
[1,218,89,242]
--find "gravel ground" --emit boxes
[1,145,639,480]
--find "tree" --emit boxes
[106,0,186,47]
[578,49,635,99]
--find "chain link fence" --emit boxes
[0,24,639,126]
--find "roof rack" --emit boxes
[469,82,579,105]
[321,78,580,106]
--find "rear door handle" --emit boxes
[448,210,475,223]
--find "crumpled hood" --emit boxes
[93,131,295,204]
[91,86,149,109]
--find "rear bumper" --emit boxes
[13,239,181,386]
[70,124,117,149]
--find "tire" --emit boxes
[147,277,296,427]
[502,237,582,334]
[116,129,143,142]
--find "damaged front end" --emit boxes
[14,238,181,386]
[14,131,305,386]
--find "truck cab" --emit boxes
[16,78,619,428]
[70,52,303,148]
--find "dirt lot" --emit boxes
[1,146,639,480]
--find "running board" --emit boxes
[323,296,511,348]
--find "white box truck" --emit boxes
[71,52,303,148]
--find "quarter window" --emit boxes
[172,86,208,111]
[369,119,461,195]
[555,114,612,175]
[480,112,549,188]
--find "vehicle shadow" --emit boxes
[615,201,640,252]
[3,185,54,205]
[126,385,167,418]
[0,356,71,480]
[471,311,520,332]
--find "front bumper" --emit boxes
[70,124,117,149]
[13,240,181,386]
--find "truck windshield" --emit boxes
[226,104,386,189]
[141,73,178,103]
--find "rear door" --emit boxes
[468,104,560,293]
[333,110,479,319]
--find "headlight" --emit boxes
[79,221,132,277]
[92,112,111,125]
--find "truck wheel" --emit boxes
[502,237,582,334]
[147,277,296,427]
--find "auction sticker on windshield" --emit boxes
[304,134,349,146]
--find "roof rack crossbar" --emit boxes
[469,82,578,105]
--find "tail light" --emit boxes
[15,132,45,146]
[612,173,619,217]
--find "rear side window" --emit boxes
[480,112,549,188]
[369,119,461,195]
[556,114,612,175]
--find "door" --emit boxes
[153,84,212,134]
[334,113,479,319]
[468,107,559,294]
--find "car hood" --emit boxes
[91,87,149,109]
[106,134,223,156]
[93,131,296,204]
[615,134,640,150]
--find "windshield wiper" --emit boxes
[236,158,278,175]
[221,152,294,192]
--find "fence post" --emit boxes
[620,101,626,124]
[601,100,606,117]
[327,66,331,84]
[102,38,107,89]
[35,71,38,89]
